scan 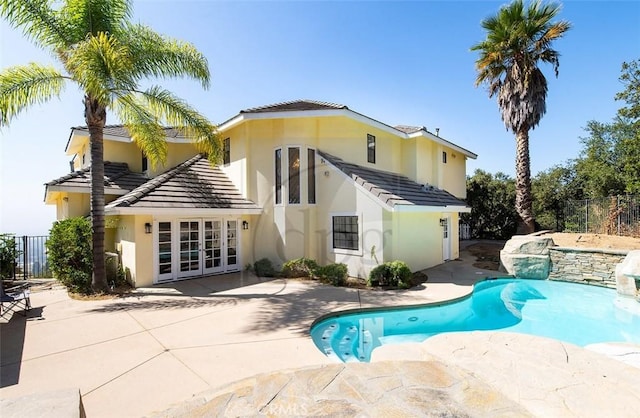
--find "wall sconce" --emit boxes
[439,218,447,227]
[144,223,152,234]
[242,220,249,230]
[324,171,330,177]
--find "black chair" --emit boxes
[0,282,31,317]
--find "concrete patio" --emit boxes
[1,243,639,417]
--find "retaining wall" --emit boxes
[548,247,628,288]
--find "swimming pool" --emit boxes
[310,278,640,362]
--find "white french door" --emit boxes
[442,216,451,261]
[155,218,240,283]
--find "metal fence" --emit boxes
[1,235,52,279]
[563,195,640,237]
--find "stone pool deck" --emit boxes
[2,242,639,417]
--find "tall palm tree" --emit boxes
[0,0,221,292]
[471,0,570,233]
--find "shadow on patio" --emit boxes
[1,307,43,388]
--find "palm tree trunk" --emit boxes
[85,95,109,293]
[515,128,536,234]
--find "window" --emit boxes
[288,147,300,204]
[367,134,376,163]
[142,152,148,172]
[308,148,316,204]
[275,148,282,204]
[332,215,359,250]
[223,138,230,165]
[442,151,447,164]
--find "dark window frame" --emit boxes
[223,137,230,166]
[367,134,376,164]
[442,151,447,164]
[288,147,300,204]
[275,148,282,205]
[142,152,148,172]
[332,215,359,251]
[308,148,316,204]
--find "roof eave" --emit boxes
[105,207,263,216]
[393,205,471,213]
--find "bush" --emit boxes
[253,257,276,277]
[316,263,348,286]
[0,234,19,279]
[281,257,319,278]
[46,217,93,294]
[368,260,413,289]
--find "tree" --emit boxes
[531,164,580,230]
[471,0,571,233]
[0,0,221,292]
[462,169,518,239]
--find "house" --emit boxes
[44,100,477,287]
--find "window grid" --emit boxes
[333,216,359,250]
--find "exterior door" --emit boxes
[203,219,224,275]
[154,218,239,283]
[442,216,451,261]
[178,220,202,278]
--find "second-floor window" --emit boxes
[288,147,300,204]
[223,138,230,165]
[308,148,316,204]
[275,148,282,204]
[142,152,148,172]
[367,134,376,163]
[442,151,447,164]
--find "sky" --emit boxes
[1,0,639,236]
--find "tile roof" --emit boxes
[106,154,260,210]
[72,125,188,139]
[45,162,148,194]
[318,151,468,209]
[394,125,427,134]
[240,99,348,114]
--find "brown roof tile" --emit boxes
[318,151,468,209]
[106,154,260,210]
[45,162,148,193]
[240,99,347,114]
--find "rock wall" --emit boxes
[548,247,628,288]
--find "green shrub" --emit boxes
[0,234,19,279]
[367,260,413,289]
[253,257,276,277]
[46,217,93,294]
[282,257,319,278]
[316,263,348,286]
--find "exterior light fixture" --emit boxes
[144,223,152,234]
[242,220,249,230]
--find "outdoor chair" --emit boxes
[0,282,31,317]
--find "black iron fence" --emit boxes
[564,195,640,237]
[0,235,52,279]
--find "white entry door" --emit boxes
[155,218,240,283]
[442,216,451,261]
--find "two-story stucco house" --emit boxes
[44,100,477,287]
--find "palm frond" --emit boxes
[59,0,132,42]
[120,23,211,88]
[115,94,168,168]
[0,0,71,47]
[65,32,135,106]
[0,63,66,126]
[133,86,221,162]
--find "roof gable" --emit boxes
[240,100,347,113]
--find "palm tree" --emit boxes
[471,0,570,233]
[0,0,221,292]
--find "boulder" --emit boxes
[500,235,555,279]
[615,250,640,297]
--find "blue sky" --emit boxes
[1,0,639,235]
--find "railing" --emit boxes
[564,195,640,237]
[0,235,52,279]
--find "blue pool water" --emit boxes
[310,278,640,362]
